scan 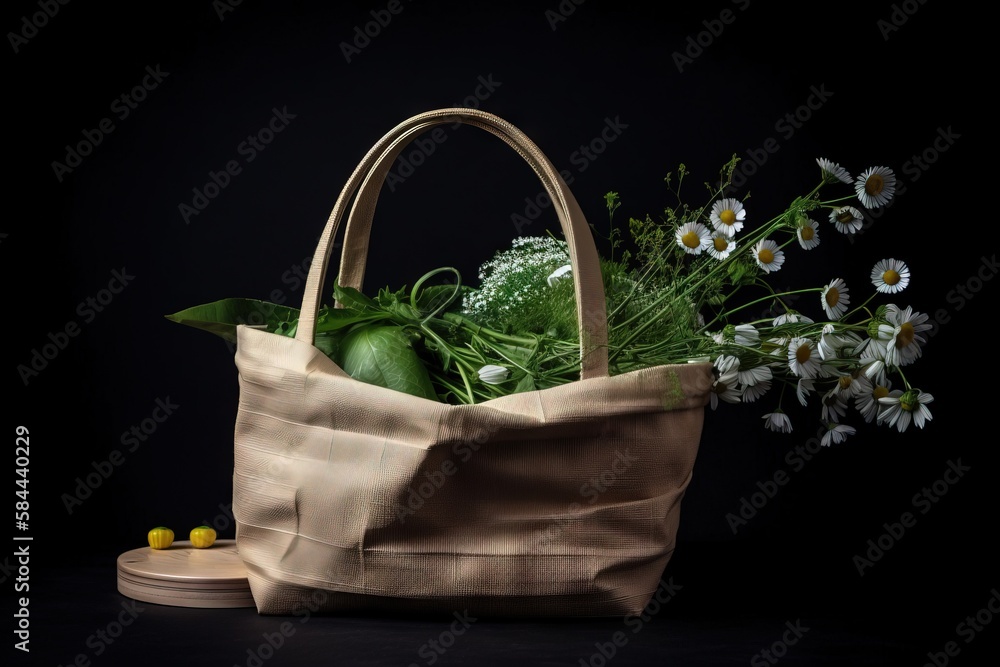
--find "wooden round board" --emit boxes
[117,539,256,608]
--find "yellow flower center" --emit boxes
[901,397,914,411]
[795,344,812,364]
[836,210,855,224]
[883,269,901,285]
[825,287,840,307]
[838,376,852,390]
[682,231,701,248]
[758,248,774,264]
[713,236,729,251]
[720,209,737,225]
[800,225,815,240]
[873,386,889,399]
[865,174,885,196]
[895,322,915,349]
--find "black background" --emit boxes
[6,1,992,665]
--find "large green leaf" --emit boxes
[337,325,438,400]
[164,298,299,343]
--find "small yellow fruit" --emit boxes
[147,526,174,550]
[189,525,217,548]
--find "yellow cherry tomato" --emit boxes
[189,525,217,548]
[147,526,174,549]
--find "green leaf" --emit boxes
[315,305,391,332]
[513,374,537,394]
[165,298,299,343]
[414,284,462,316]
[334,282,380,311]
[337,325,438,400]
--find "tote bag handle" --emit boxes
[295,108,609,380]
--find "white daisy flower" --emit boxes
[773,312,814,327]
[730,323,760,347]
[826,330,865,360]
[763,411,793,433]
[738,363,772,387]
[708,232,736,260]
[796,378,816,407]
[709,354,741,410]
[855,378,890,424]
[884,304,932,366]
[477,365,509,384]
[675,221,712,255]
[753,239,785,274]
[714,354,741,375]
[821,391,849,423]
[796,217,821,249]
[788,337,822,378]
[855,166,896,208]
[878,388,934,432]
[546,264,572,287]
[821,423,857,447]
[871,258,911,294]
[817,158,853,184]
[829,206,865,234]
[710,198,746,237]
[821,278,850,320]
[742,379,772,403]
[832,371,866,400]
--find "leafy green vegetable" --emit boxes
[165,298,299,342]
[337,326,438,401]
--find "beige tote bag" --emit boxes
[232,108,713,617]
